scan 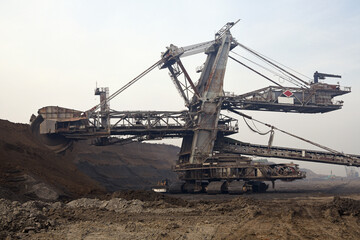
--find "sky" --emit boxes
[1,0,360,176]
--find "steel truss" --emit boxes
[33,21,360,193]
[222,84,351,113]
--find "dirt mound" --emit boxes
[109,190,189,207]
[0,198,62,238]
[0,119,105,201]
[69,140,179,191]
[66,198,145,213]
[330,196,360,216]
[0,118,180,200]
[3,195,360,239]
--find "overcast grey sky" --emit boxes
[1,0,359,176]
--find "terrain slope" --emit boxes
[0,119,179,200]
[0,119,105,200]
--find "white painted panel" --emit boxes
[278,96,294,104]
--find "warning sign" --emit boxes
[283,90,293,97]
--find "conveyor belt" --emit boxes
[220,138,360,167]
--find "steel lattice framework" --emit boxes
[32,21,359,193]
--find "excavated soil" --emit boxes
[2,191,360,239]
[0,119,105,201]
[68,140,179,191]
[0,119,178,201]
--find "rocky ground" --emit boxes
[2,185,360,240]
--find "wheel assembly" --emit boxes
[30,115,72,153]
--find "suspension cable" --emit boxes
[231,51,305,88]
[229,55,284,88]
[241,44,313,81]
[86,59,163,115]
[243,117,272,135]
[234,40,310,88]
[229,108,355,159]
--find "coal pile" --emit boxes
[0,119,179,201]
[69,140,179,191]
[0,119,105,201]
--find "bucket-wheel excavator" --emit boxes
[31,21,360,193]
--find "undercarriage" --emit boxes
[170,155,304,194]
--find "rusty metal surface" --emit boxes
[219,138,360,167]
[188,32,232,164]
[38,106,83,120]
[55,117,87,122]
[60,111,238,143]
[176,59,200,98]
[222,83,350,113]
[173,160,305,181]
[167,65,190,106]
[39,119,56,134]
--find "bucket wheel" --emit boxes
[30,115,73,153]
